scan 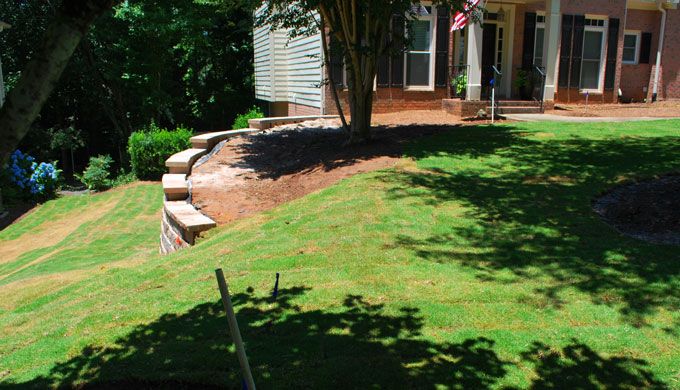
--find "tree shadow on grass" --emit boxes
[382,127,680,326]
[233,124,489,179]
[4,287,668,388]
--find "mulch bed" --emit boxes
[190,121,454,225]
[593,175,680,245]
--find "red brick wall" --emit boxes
[661,9,680,99]
[287,102,321,116]
[619,9,661,101]
[323,86,448,115]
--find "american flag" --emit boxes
[451,0,482,31]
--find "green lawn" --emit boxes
[1,120,679,389]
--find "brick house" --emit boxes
[253,0,679,117]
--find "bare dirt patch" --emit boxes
[0,195,119,265]
[549,101,680,118]
[593,175,680,245]
[191,119,456,224]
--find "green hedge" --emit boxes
[128,124,192,180]
[232,106,264,129]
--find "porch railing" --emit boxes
[532,66,547,112]
[448,64,470,99]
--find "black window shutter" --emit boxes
[558,14,573,88]
[434,6,450,87]
[640,32,652,64]
[377,27,390,87]
[390,14,405,88]
[523,12,537,69]
[329,35,344,88]
[604,18,620,89]
[570,15,585,89]
[377,55,390,87]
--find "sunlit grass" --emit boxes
[1,120,679,388]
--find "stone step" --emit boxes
[488,106,543,114]
[162,174,189,201]
[495,100,542,107]
[164,201,216,238]
[165,148,207,175]
[190,128,260,149]
[248,115,339,130]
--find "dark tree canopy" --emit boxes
[0,0,257,169]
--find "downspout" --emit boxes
[652,0,667,102]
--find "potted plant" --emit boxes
[514,69,533,100]
[451,73,467,99]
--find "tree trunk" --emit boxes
[348,88,373,144]
[0,0,117,168]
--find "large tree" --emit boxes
[0,0,120,167]
[258,0,466,144]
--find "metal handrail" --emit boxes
[534,65,546,112]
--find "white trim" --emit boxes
[404,5,437,91]
[622,30,641,65]
[533,13,546,67]
[580,19,608,93]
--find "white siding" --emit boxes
[253,21,272,101]
[253,9,323,109]
[284,32,323,109]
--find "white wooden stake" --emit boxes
[215,268,256,390]
[491,85,495,125]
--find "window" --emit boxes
[533,14,545,66]
[623,32,640,64]
[497,27,504,72]
[585,18,605,27]
[580,18,606,91]
[405,6,435,88]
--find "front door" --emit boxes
[481,23,497,98]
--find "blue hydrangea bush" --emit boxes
[6,150,61,199]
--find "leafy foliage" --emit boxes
[232,106,263,129]
[0,0,256,169]
[257,0,469,142]
[4,150,60,200]
[78,155,114,191]
[127,124,192,180]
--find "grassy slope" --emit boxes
[0,121,679,389]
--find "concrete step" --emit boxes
[164,201,216,237]
[162,174,189,201]
[190,128,260,149]
[165,148,207,175]
[248,115,339,130]
[488,106,543,114]
[496,100,542,107]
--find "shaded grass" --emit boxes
[0,121,679,388]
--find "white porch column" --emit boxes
[466,19,483,101]
[542,0,561,101]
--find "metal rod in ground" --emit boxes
[215,268,256,390]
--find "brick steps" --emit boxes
[162,174,189,201]
[488,106,543,114]
[496,100,542,107]
[165,148,207,175]
[190,128,260,149]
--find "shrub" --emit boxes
[78,155,113,191]
[128,124,192,180]
[5,150,61,200]
[111,170,137,187]
[232,106,263,129]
